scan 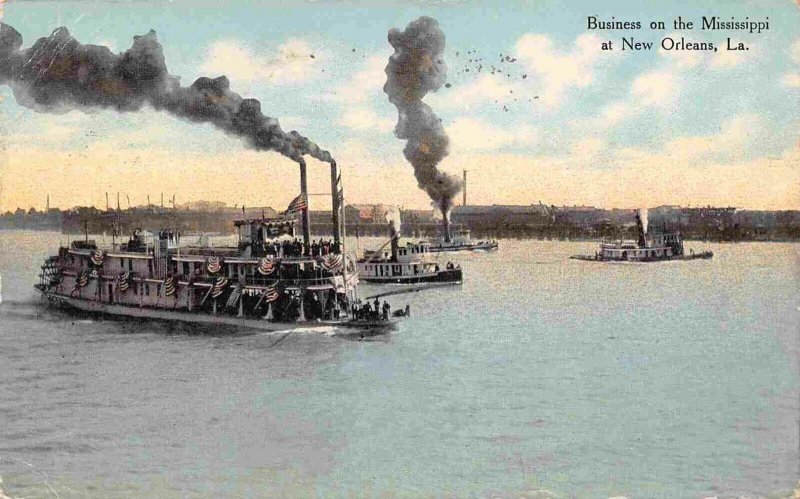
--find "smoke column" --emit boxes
[0,23,333,166]
[383,17,462,220]
[384,205,401,234]
[639,208,649,234]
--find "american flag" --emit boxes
[284,193,308,215]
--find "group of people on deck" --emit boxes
[352,298,392,321]
[261,238,341,258]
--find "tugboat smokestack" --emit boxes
[389,222,399,262]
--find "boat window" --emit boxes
[120,258,124,268]
[128,259,133,271]
[183,262,189,275]
[145,284,150,295]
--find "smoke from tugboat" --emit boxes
[383,16,462,242]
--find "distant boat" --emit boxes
[571,209,713,262]
[427,222,498,253]
[357,225,462,285]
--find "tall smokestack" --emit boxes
[330,160,340,245]
[299,159,311,254]
[443,210,451,243]
[462,170,467,206]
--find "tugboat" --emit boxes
[35,163,397,333]
[427,218,498,253]
[570,209,713,262]
[357,222,463,285]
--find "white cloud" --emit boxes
[514,33,609,107]
[782,73,800,88]
[201,39,321,84]
[446,117,537,152]
[324,53,389,104]
[339,106,394,132]
[661,114,762,163]
[631,70,679,107]
[658,33,704,70]
[791,38,800,65]
[428,74,517,110]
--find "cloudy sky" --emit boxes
[1,0,798,212]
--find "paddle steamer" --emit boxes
[35,163,394,332]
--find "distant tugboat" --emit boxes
[357,222,463,285]
[35,163,396,332]
[570,209,713,262]
[427,225,499,253]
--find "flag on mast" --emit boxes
[284,193,308,215]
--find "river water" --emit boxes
[0,231,797,498]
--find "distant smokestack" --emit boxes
[105,192,109,211]
[443,210,451,242]
[463,170,467,206]
[389,222,399,262]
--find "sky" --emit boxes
[0,0,798,212]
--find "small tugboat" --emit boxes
[357,222,463,285]
[35,163,397,333]
[427,219,498,253]
[570,209,713,262]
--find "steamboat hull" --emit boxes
[570,251,714,262]
[36,288,394,333]
[428,242,499,253]
[359,269,462,285]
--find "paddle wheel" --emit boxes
[39,256,63,290]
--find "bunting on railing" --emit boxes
[264,286,280,302]
[321,253,343,271]
[211,276,228,298]
[207,256,222,274]
[118,271,131,292]
[90,250,105,266]
[258,257,276,275]
[165,275,177,296]
[74,270,89,289]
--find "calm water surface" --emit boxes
[0,231,797,498]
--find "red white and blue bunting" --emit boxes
[258,257,275,275]
[90,250,105,266]
[211,277,228,298]
[165,275,177,296]
[118,271,131,291]
[264,286,280,302]
[74,271,89,289]
[207,256,222,274]
[321,253,343,272]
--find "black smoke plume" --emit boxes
[0,23,332,165]
[384,16,462,218]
